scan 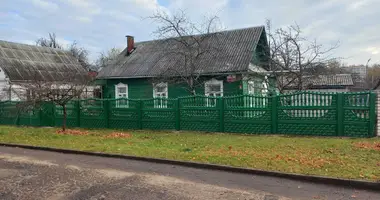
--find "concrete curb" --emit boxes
[1,142,379,191]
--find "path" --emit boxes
[0,146,378,200]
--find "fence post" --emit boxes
[175,98,180,131]
[76,100,81,128]
[138,99,143,129]
[38,105,43,127]
[369,92,376,137]
[104,99,110,128]
[219,97,224,132]
[271,95,278,134]
[336,93,344,136]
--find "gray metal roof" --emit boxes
[0,40,88,82]
[282,74,354,89]
[307,74,354,86]
[98,26,265,79]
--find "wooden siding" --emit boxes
[102,76,244,99]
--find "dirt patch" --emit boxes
[56,129,89,136]
[65,165,81,171]
[0,154,58,166]
[353,142,380,151]
[144,175,290,200]
[105,132,132,138]
[96,169,135,179]
[0,169,20,178]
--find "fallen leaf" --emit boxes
[56,129,89,136]
[353,142,380,151]
[105,132,132,138]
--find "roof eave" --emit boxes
[97,70,250,80]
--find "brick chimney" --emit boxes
[126,35,135,55]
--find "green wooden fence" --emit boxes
[0,91,377,137]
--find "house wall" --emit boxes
[0,69,22,101]
[0,68,9,101]
[102,75,246,99]
[375,90,380,136]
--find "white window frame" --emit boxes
[205,79,223,107]
[153,82,168,108]
[115,83,128,108]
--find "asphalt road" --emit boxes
[0,146,379,200]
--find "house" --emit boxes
[0,40,98,101]
[282,74,354,93]
[97,26,275,102]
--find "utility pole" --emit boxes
[366,58,371,89]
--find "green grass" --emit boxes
[0,125,379,181]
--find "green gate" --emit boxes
[141,98,176,130]
[224,95,272,134]
[179,96,221,132]
[108,98,140,130]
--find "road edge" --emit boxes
[1,142,379,191]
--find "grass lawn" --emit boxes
[0,125,379,182]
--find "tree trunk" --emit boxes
[189,78,196,95]
[62,104,67,132]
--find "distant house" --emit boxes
[0,40,98,101]
[341,65,367,79]
[282,74,354,93]
[97,26,276,102]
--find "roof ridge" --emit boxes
[0,39,70,53]
[135,25,265,44]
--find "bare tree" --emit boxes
[13,69,92,131]
[36,33,91,70]
[68,41,91,70]
[368,64,380,89]
[264,20,339,92]
[36,33,62,49]
[345,61,380,90]
[148,10,224,95]
[95,47,122,70]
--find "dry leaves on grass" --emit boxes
[273,150,347,169]
[353,142,380,151]
[105,132,132,139]
[56,129,89,135]
[205,147,345,169]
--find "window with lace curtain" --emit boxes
[205,79,223,107]
[153,82,168,108]
[115,83,128,107]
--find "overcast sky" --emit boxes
[1,0,380,65]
